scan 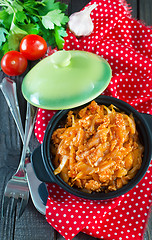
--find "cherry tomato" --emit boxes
[20,34,47,61]
[1,51,28,76]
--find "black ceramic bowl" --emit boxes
[32,96,152,200]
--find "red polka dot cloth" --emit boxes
[34,0,152,239]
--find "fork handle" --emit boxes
[0,77,37,173]
[17,102,37,171]
[0,77,25,143]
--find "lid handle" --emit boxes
[51,50,71,67]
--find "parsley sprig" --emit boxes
[0,0,69,61]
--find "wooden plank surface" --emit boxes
[127,0,138,19]
[139,0,152,26]
[0,0,151,239]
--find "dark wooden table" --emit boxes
[0,0,151,239]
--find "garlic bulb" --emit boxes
[68,3,98,37]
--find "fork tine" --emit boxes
[18,195,29,219]
[1,197,17,240]
[2,196,10,218]
[10,198,18,218]
[9,198,17,240]
[1,80,37,223]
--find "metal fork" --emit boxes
[1,77,37,219]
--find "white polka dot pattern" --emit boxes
[83,166,152,239]
[34,0,152,239]
[46,184,122,239]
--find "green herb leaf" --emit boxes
[12,1,23,13]
[15,11,27,23]
[10,23,27,35]
[7,23,27,50]
[61,15,69,25]
[0,10,9,22]
[42,12,55,30]
[54,26,68,49]
[39,0,67,15]
[0,0,69,56]
[8,32,25,51]
[20,23,40,35]
[0,27,8,47]
[2,41,9,54]
[0,10,13,30]
[38,0,55,15]
[0,0,13,14]
[42,9,67,30]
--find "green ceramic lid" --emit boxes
[22,50,112,109]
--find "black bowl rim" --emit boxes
[42,95,152,200]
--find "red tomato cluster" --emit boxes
[1,35,47,76]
